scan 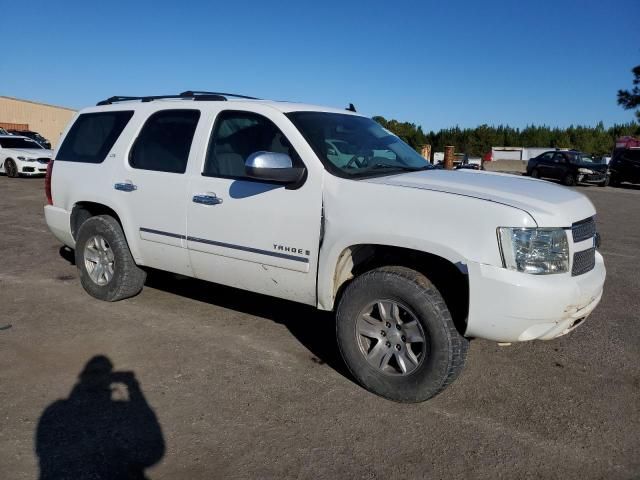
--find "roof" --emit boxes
[85,98,358,116]
[0,134,30,139]
[89,92,359,116]
[0,95,77,112]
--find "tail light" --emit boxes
[45,160,54,205]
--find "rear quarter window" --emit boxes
[56,111,134,163]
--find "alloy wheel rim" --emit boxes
[356,300,427,376]
[84,235,115,286]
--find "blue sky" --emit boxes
[2,0,638,131]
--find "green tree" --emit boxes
[374,117,639,157]
[618,65,640,120]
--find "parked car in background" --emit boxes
[455,163,480,170]
[0,135,53,177]
[0,128,8,135]
[8,129,51,149]
[609,136,640,187]
[526,150,608,186]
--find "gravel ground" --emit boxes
[0,176,638,479]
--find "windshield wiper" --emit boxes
[368,163,431,172]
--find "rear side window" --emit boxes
[129,110,200,174]
[56,111,134,163]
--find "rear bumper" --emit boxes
[44,205,75,248]
[465,252,606,342]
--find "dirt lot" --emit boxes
[1,176,638,479]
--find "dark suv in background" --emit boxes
[526,150,608,187]
[609,136,640,187]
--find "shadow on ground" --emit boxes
[57,248,350,381]
[35,355,165,479]
[144,269,351,380]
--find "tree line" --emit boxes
[373,116,640,157]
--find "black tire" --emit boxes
[5,159,19,178]
[609,175,621,187]
[563,173,576,186]
[530,168,540,179]
[336,266,468,403]
[598,176,609,187]
[75,215,146,302]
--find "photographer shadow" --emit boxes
[35,355,165,480]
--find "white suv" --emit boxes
[1,135,53,177]
[44,91,606,402]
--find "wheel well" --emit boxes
[71,202,123,240]
[333,245,469,335]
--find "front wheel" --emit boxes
[4,159,19,178]
[598,176,610,187]
[336,266,468,403]
[530,168,540,179]
[563,173,576,186]
[75,215,146,301]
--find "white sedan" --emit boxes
[0,135,53,177]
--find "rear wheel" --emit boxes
[75,215,146,301]
[563,173,576,186]
[336,266,468,403]
[4,159,18,178]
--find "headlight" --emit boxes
[498,227,569,274]
[578,168,593,174]
[17,156,25,160]
[17,156,35,162]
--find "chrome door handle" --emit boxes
[114,181,137,192]
[192,193,223,205]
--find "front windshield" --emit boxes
[287,112,431,178]
[579,154,595,163]
[0,137,43,149]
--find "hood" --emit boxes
[7,148,53,157]
[364,169,596,227]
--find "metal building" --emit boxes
[0,96,76,148]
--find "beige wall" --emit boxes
[0,96,76,148]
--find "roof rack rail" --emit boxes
[97,94,187,106]
[96,91,259,106]
[180,91,259,100]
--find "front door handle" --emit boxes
[114,181,137,192]
[192,193,223,205]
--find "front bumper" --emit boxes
[578,172,607,184]
[18,160,48,176]
[465,252,605,342]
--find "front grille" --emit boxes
[37,158,50,164]
[586,174,605,181]
[572,216,596,242]
[572,247,596,276]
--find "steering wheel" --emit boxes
[345,154,368,169]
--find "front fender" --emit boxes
[316,173,536,310]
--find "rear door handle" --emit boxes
[114,181,137,192]
[192,193,223,205]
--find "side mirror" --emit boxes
[245,151,305,184]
